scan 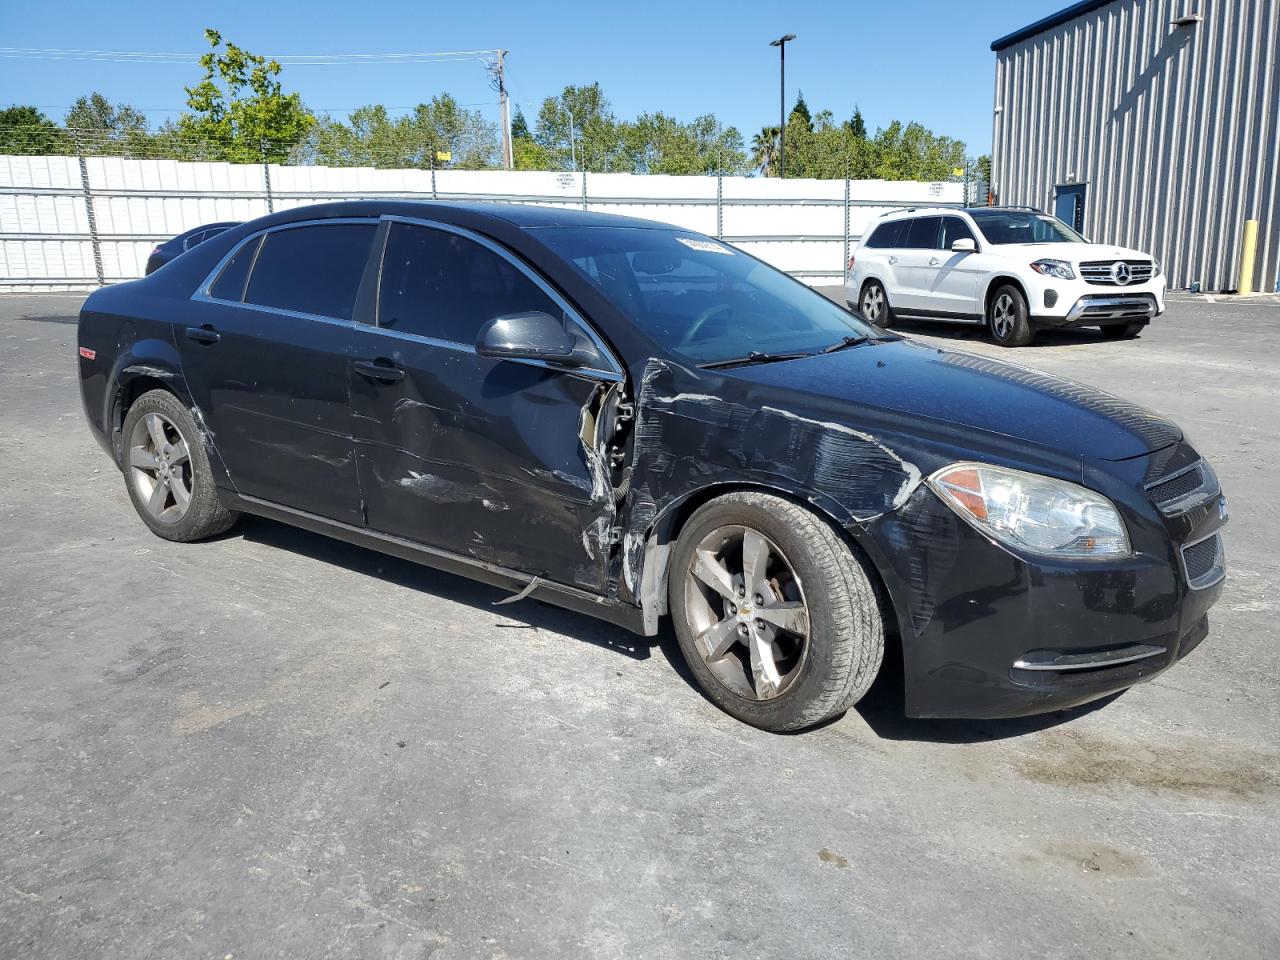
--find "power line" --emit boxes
[0,46,502,66]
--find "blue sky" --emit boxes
[1,0,1065,158]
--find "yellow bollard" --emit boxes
[1237,219,1259,295]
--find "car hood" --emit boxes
[992,241,1152,263]
[728,338,1181,462]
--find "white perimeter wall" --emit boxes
[0,155,962,287]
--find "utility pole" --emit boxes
[769,34,796,178]
[489,49,513,169]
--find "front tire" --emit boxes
[121,389,237,542]
[987,284,1035,347]
[669,492,884,732]
[859,280,895,328]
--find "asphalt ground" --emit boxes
[1,290,1278,959]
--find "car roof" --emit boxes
[247,199,672,233]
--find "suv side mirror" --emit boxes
[476,311,580,365]
[951,238,977,253]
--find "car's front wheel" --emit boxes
[669,492,884,732]
[121,389,237,542]
[988,284,1035,346]
[859,280,894,328]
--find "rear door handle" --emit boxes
[185,324,220,345]
[887,256,899,264]
[353,359,406,383]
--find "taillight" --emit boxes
[846,254,856,273]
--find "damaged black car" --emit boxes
[78,202,1228,731]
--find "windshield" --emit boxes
[534,226,876,365]
[969,210,1085,245]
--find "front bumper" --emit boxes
[1026,273,1166,327]
[859,449,1225,719]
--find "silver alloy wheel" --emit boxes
[991,293,1016,339]
[862,285,885,321]
[684,524,811,701]
[128,411,193,524]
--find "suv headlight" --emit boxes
[928,462,1131,559]
[1030,259,1076,280]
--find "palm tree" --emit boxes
[751,126,780,177]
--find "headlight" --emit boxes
[1030,258,1076,280]
[928,462,1130,558]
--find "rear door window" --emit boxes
[904,216,942,249]
[243,223,377,321]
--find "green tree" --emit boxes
[64,93,150,155]
[0,106,68,155]
[297,96,498,169]
[510,107,530,140]
[843,106,867,142]
[751,126,780,176]
[174,28,315,163]
[790,91,812,131]
[534,83,621,171]
[623,112,747,175]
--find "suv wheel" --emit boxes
[121,389,237,542]
[988,284,1035,347]
[669,491,884,732]
[859,280,894,328]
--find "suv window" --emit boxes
[378,222,594,356]
[940,217,977,249]
[208,234,261,303]
[904,216,942,249]
[865,218,908,249]
[243,223,377,321]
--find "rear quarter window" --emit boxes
[865,219,908,248]
[208,235,262,303]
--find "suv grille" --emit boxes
[1181,534,1225,589]
[1080,259,1155,286]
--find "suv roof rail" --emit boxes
[875,204,962,219]
[981,204,1043,213]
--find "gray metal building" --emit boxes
[990,0,1279,293]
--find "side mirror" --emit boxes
[476,311,579,364]
[951,238,977,253]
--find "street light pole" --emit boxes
[769,33,796,178]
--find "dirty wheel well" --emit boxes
[985,276,1027,313]
[112,377,176,451]
[659,484,902,651]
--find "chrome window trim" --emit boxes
[377,214,625,380]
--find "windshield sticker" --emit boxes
[676,236,733,255]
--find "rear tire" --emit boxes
[859,280,895,329]
[121,389,237,542]
[1101,322,1144,339]
[668,492,884,732]
[987,284,1035,347]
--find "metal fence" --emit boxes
[0,150,964,290]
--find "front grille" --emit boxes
[1149,466,1203,505]
[1080,259,1156,286]
[1181,534,1225,589]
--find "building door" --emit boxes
[1054,184,1086,233]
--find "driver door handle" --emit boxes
[354,359,406,382]
[928,257,941,266]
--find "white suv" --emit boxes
[844,206,1166,347]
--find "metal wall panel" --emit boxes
[992,0,1280,292]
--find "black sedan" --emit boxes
[77,202,1227,731]
[144,221,240,275]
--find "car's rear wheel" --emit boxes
[669,491,884,732]
[988,284,1035,346]
[1101,322,1144,339]
[121,389,237,542]
[859,280,894,328]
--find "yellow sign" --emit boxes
[435,150,452,163]
[953,167,965,178]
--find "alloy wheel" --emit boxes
[684,525,811,701]
[992,293,1016,339]
[128,411,193,524]
[862,286,884,322]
